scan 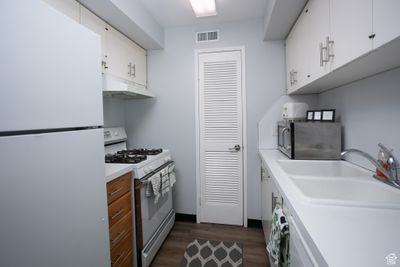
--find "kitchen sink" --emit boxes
[291,177,400,209]
[277,160,400,209]
[277,159,372,178]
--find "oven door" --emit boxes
[140,165,173,246]
[277,122,293,158]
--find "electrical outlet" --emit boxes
[271,124,278,136]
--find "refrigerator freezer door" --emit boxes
[0,129,110,267]
[0,1,103,132]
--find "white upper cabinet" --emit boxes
[42,0,80,23]
[80,6,108,73]
[42,0,148,90]
[286,0,400,94]
[329,0,373,70]
[105,27,147,87]
[306,0,330,82]
[286,4,312,93]
[128,41,147,87]
[104,27,132,81]
[373,0,400,48]
[286,0,330,93]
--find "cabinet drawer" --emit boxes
[111,231,132,267]
[118,250,133,267]
[108,192,132,227]
[110,212,132,249]
[107,173,131,204]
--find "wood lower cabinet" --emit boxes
[106,173,134,267]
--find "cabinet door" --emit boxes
[373,0,400,48]
[330,0,373,70]
[261,166,271,222]
[289,216,317,267]
[128,41,147,87]
[42,0,80,22]
[105,27,132,81]
[81,6,108,73]
[306,0,330,83]
[286,4,312,93]
[80,6,108,73]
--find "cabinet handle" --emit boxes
[101,60,108,70]
[271,192,278,213]
[320,42,328,67]
[128,63,132,76]
[110,208,125,220]
[112,251,126,267]
[293,70,298,84]
[111,230,127,245]
[109,187,123,196]
[326,36,334,62]
[132,64,136,77]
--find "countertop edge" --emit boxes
[105,164,134,183]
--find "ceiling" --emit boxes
[138,0,268,28]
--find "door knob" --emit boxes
[229,145,241,152]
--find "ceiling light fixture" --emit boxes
[189,0,217,18]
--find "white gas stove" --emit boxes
[104,127,172,179]
[104,127,175,267]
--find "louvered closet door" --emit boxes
[198,51,243,225]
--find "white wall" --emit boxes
[124,18,286,219]
[103,97,125,128]
[319,67,400,170]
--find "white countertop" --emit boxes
[259,149,400,267]
[105,163,134,183]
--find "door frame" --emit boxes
[194,46,248,227]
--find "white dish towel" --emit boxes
[161,167,170,196]
[148,173,161,204]
[168,163,176,187]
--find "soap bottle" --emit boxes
[376,148,389,178]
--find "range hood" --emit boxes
[102,74,155,99]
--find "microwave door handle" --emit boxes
[281,127,289,149]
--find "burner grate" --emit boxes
[124,148,163,156]
[105,153,147,164]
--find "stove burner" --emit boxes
[105,153,147,164]
[124,148,163,155]
[105,148,163,164]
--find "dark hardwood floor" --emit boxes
[150,221,270,267]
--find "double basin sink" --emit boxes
[277,160,400,209]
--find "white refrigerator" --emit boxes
[0,1,110,266]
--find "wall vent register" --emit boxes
[196,30,219,43]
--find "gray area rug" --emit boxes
[180,239,243,267]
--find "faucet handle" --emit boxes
[378,143,392,154]
[378,143,399,164]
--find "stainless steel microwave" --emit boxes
[277,121,342,159]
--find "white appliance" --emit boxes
[104,128,175,267]
[282,102,309,120]
[0,2,110,267]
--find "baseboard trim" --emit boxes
[175,214,262,228]
[247,219,262,228]
[175,213,197,223]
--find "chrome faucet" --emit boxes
[341,143,400,189]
